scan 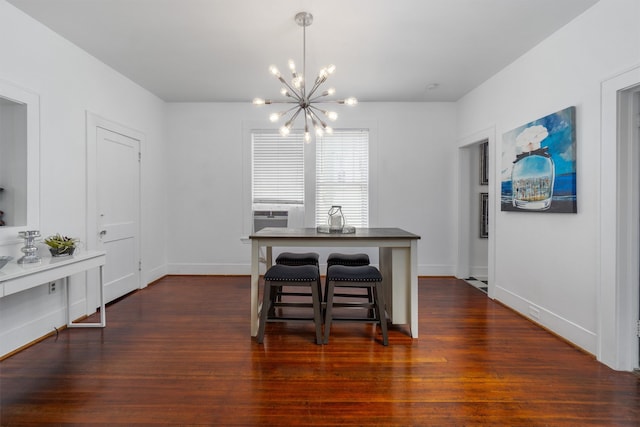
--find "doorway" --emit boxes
[86,113,143,307]
[600,65,640,371]
[457,127,495,297]
[621,84,640,368]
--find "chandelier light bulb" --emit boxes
[269,112,282,122]
[279,125,290,136]
[327,64,336,74]
[269,65,280,77]
[326,111,338,121]
[304,131,311,143]
[253,98,265,105]
[288,59,296,72]
[344,97,358,106]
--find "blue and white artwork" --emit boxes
[501,106,577,213]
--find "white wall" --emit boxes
[0,1,167,357]
[456,0,640,356]
[165,102,457,275]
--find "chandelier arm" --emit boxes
[263,100,300,105]
[307,107,328,130]
[309,93,333,102]
[304,109,310,134]
[276,78,304,101]
[310,106,326,122]
[287,107,304,125]
[307,77,327,99]
[274,105,302,122]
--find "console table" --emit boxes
[249,227,421,338]
[0,250,107,327]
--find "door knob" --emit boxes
[99,230,107,237]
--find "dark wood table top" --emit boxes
[249,227,421,241]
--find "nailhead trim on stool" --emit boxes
[324,265,388,346]
[257,264,323,345]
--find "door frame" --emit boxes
[85,111,143,310]
[600,64,640,371]
[457,126,496,298]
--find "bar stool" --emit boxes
[277,252,320,266]
[257,264,323,345]
[325,253,373,316]
[275,252,321,302]
[324,265,388,346]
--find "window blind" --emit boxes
[315,129,369,227]
[252,131,304,205]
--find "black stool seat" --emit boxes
[326,265,381,281]
[327,253,370,267]
[275,252,322,301]
[265,264,319,281]
[257,264,323,345]
[276,252,320,266]
[324,265,388,346]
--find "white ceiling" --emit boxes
[7,0,599,102]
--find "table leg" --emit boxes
[67,264,107,328]
[251,241,260,337]
[98,264,106,327]
[409,240,419,338]
[379,246,418,338]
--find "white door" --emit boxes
[96,126,141,303]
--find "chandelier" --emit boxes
[253,12,357,143]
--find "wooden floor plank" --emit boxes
[1,276,639,426]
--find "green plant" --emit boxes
[44,233,79,253]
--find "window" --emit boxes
[315,130,369,227]
[251,128,369,227]
[252,131,304,207]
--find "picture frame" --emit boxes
[480,192,488,238]
[480,141,488,185]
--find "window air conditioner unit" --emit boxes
[253,210,288,232]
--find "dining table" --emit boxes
[249,227,421,338]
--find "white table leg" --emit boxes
[67,264,107,328]
[251,241,260,336]
[379,245,418,338]
[409,240,418,338]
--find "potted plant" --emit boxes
[44,233,79,257]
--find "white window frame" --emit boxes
[242,120,378,237]
[315,129,370,228]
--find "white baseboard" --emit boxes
[0,306,66,357]
[493,283,597,355]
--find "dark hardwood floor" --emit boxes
[1,276,639,426]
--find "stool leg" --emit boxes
[257,280,272,343]
[311,279,323,345]
[373,283,388,346]
[316,269,323,309]
[323,280,336,344]
[367,287,374,319]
